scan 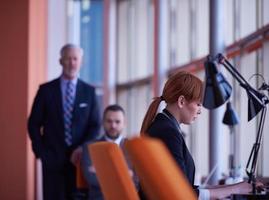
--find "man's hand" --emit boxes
[70,147,83,165]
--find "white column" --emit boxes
[158,0,169,94]
[47,0,67,80]
[107,0,117,104]
[208,0,225,185]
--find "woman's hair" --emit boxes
[140,71,203,134]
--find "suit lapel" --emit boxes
[53,78,65,131]
[72,80,83,123]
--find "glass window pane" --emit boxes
[80,0,104,85]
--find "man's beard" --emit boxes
[105,131,120,140]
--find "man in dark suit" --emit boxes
[81,104,138,200]
[28,44,101,200]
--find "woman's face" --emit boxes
[180,99,202,124]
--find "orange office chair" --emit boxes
[76,161,88,189]
[73,161,89,200]
[88,142,139,200]
[125,137,197,200]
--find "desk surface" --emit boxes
[231,193,269,200]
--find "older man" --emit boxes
[28,44,101,200]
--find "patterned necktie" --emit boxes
[63,81,75,146]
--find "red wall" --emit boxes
[0,0,47,199]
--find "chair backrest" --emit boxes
[76,161,88,189]
[72,161,88,200]
[125,137,197,200]
[88,141,139,200]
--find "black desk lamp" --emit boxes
[203,56,232,109]
[223,101,239,179]
[203,54,269,194]
[223,101,239,126]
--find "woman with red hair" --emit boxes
[140,71,252,200]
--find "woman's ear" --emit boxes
[177,95,185,108]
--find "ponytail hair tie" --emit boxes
[160,96,164,101]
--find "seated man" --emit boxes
[81,104,138,200]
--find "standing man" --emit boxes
[28,44,101,200]
[81,104,138,200]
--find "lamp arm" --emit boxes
[246,107,267,189]
[216,54,250,88]
[216,54,268,106]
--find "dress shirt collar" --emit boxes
[60,75,78,86]
[104,135,123,146]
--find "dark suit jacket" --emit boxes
[147,109,199,195]
[28,78,101,170]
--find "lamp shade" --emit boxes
[203,58,232,109]
[223,102,239,126]
[247,89,266,121]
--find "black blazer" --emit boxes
[147,109,199,194]
[28,78,101,170]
